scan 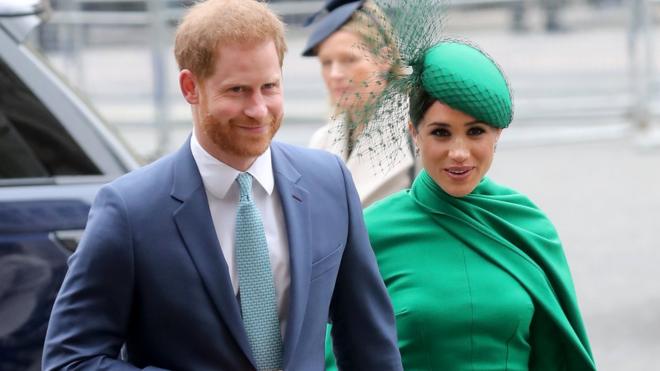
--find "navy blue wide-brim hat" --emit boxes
[302,0,365,57]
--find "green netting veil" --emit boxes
[327,0,513,171]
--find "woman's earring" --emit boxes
[415,146,420,157]
[494,143,498,153]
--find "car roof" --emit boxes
[0,0,139,183]
[0,0,49,43]
[0,0,47,16]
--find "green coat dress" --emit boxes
[325,170,596,370]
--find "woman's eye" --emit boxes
[343,56,358,64]
[467,127,485,136]
[431,128,450,137]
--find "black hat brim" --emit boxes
[302,1,363,57]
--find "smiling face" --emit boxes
[317,30,388,113]
[179,40,283,171]
[411,101,502,197]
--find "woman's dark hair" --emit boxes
[409,87,437,129]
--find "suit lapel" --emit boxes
[271,143,312,368]
[169,140,255,367]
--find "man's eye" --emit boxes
[263,83,278,90]
[229,86,244,93]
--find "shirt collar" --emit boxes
[190,132,274,199]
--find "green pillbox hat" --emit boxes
[421,41,513,128]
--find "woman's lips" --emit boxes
[445,166,474,180]
[331,85,349,97]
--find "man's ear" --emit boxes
[179,69,199,104]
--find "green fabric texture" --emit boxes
[325,171,595,370]
[422,41,513,128]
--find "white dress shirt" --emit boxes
[190,133,290,335]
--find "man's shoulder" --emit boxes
[106,150,179,195]
[271,141,340,168]
[272,140,331,155]
[271,141,350,191]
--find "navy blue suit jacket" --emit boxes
[42,140,402,371]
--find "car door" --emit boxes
[0,5,138,369]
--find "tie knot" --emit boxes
[236,173,253,202]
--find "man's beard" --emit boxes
[201,113,281,159]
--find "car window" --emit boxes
[0,58,100,179]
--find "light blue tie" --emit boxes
[234,172,283,370]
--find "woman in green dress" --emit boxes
[323,14,596,371]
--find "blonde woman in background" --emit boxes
[303,0,416,208]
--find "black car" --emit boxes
[0,1,138,370]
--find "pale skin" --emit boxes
[179,40,284,171]
[410,101,502,198]
[317,30,390,129]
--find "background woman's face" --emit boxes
[317,30,387,111]
[412,101,502,197]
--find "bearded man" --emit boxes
[42,1,402,370]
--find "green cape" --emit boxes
[326,170,596,370]
[398,170,595,370]
[326,171,596,371]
